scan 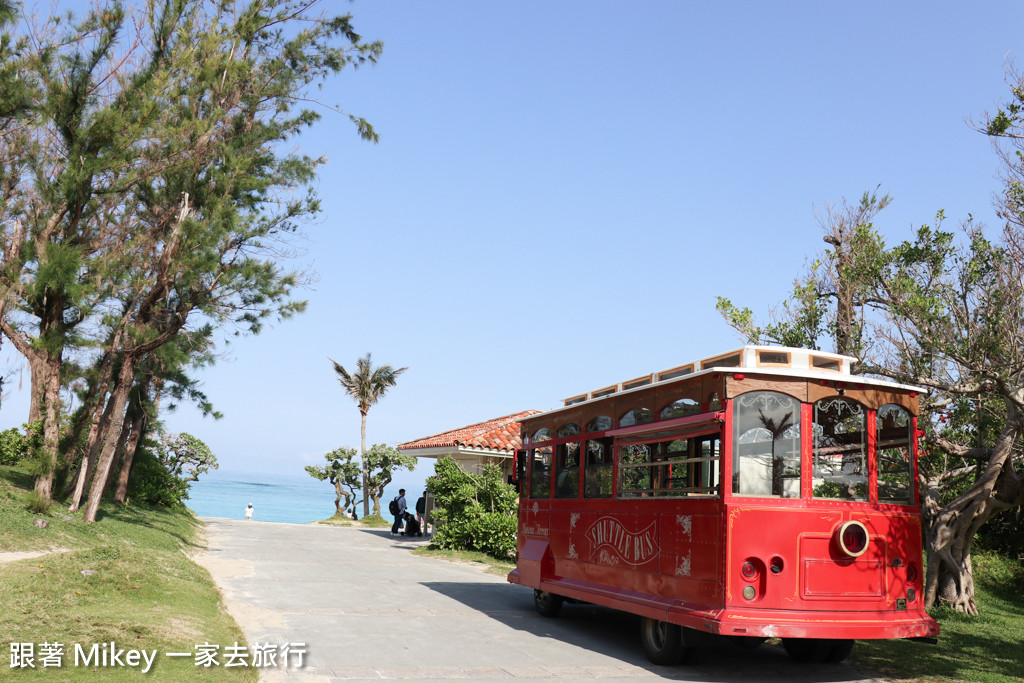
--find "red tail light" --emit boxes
[838,521,869,557]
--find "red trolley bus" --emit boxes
[508,346,938,664]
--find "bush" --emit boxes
[24,489,51,514]
[427,457,517,561]
[466,512,517,561]
[127,445,189,508]
[0,427,26,465]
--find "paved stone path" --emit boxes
[198,518,884,682]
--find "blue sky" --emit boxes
[3,1,1024,498]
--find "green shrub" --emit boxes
[127,445,188,508]
[24,489,51,514]
[0,427,26,465]
[466,511,517,561]
[427,457,517,561]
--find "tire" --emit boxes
[640,617,692,665]
[782,637,830,663]
[533,590,563,617]
[824,639,854,663]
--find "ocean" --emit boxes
[185,467,430,524]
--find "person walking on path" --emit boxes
[390,489,407,535]
[244,503,254,521]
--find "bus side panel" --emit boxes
[516,499,552,588]
[544,502,725,610]
[660,510,724,607]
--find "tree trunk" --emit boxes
[32,352,63,502]
[331,479,352,514]
[27,353,43,426]
[68,391,118,513]
[62,346,120,500]
[922,415,1023,614]
[361,410,368,518]
[114,404,147,504]
[105,410,135,499]
[83,358,137,523]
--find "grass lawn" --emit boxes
[0,465,257,681]
[315,512,391,528]
[412,545,516,578]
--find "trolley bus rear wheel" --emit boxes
[782,637,831,663]
[533,590,563,617]
[640,617,694,665]
[824,639,854,663]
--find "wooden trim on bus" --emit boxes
[701,351,742,369]
[807,382,918,412]
[725,375,808,402]
[605,411,725,438]
[756,349,791,367]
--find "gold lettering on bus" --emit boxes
[585,517,659,566]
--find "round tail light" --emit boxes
[837,520,869,557]
[906,563,919,583]
[741,561,758,580]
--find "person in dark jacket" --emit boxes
[391,489,407,535]
[415,491,427,533]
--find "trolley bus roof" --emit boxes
[535,345,927,420]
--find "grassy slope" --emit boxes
[0,465,256,681]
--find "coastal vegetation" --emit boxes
[717,65,1024,615]
[0,0,380,522]
[0,464,255,681]
[305,444,417,518]
[426,457,517,561]
[330,354,408,518]
[305,447,362,515]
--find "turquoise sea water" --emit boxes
[186,469,341,524]
[186,468,429,525]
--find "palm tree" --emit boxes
[330,353,408,517]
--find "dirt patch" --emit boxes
[0,547,71,564]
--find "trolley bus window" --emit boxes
[529,446,553,498]
[694,435,721,493]
[557,422,581,438]
[584,437,613,498]
[660,398,700,420]
[877,404,914,504]
[619,444,653,495]
[813,398,868,501]
[618,436,720,497]
[732,391,801,497]
[620,407,654,427]
[555,441,581,498]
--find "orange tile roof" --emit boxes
[397,410,542,453]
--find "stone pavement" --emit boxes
[197,518,884,682]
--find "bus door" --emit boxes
[525,443,553,537]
